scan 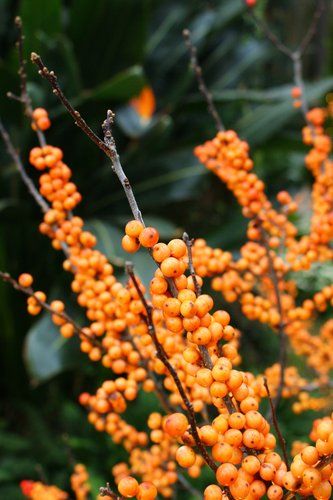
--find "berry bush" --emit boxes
[0,1,332,499]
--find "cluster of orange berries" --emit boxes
[113,473,157,499]
[79,384,148,451]
[31,107,51,131]
[283,414,333,498]
[70,464,91,500]
[13,101,333,500]
[20,480,68,499]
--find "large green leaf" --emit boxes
[23,313,81,384]
[19,0,62,55]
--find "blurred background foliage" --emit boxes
[0,0,333,497]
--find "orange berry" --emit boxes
[160,257,182,278]
[229,477,250,499]
[18,273,33,288]
[267,484,283,500]
[125,220,144,238]
[122,235,140,253]
[136,482,158,500]
[37,116,51,130]
[242,455,261,475]
[168,239,187,258]
[118,476,139,497]
[313,480,332,500]
[301,446,319,466]
[164,413,188,437]
[216,463,238,486]
[139,227,159,248]
[176,445,196,468]
[152,243,170,262]
[204,484,224,500]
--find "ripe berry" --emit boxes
[122,234,140,253]
[118,476,139,497]
[176,445,196,467]
[163,413,188,437]
[136,482,158,500]
[125,219,144,238]
[139,227,159,248]
[216,463,238,486]
[18,273,33,288]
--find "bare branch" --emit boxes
[247,10,293,58]
[263,377,289,467]
[102,110,143,223]
[99,483,123,499]
[0,118,49,214]
[298,0,326,55]
[259,224,288,412]
[183,29,224,132]
[183,232,201,296]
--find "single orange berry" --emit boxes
[136,482,158,500]
[122,235,140,253]
[164,413,188,437]
[18,273,33,288]
[118,476,139,497]
[139,227,159,248]
[176,445,196,468]
[216,463,238,486]
[125,220,144,238]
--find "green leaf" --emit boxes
[236,77,333,144]
[86,66,145,101]
[23,313,81,384]
[19,0,62,55]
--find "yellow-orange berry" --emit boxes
[136,482,158,500]
[176,446,196,468]
[125,220,144,238]
[139,227,159,248]
[160,257,182,278]
[118,476,139,497]
[122,235,140,253]
[164,413,188,437]
[18,273,33,288]
[216,463,238,486]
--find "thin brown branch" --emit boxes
[247,9,293,58]
[14,16,32,117]
[12,18,46,147]
[125,262,219,474]
[0,118,49,214]
[298,0,326,55]
[0,271,104,352]
[183,232,201,296]
[259,225,288,412]
[263,377,289,468]
[31,53,111,158]
[182,29,224,132]
[291,50,315,131]
[102,110,143,223]
[99,483,123,499]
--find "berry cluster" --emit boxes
[10,95,333,499]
